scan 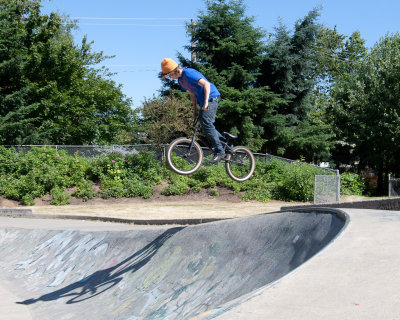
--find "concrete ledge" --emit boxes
[281,207,349,224]
[34,214,229,225]
[0,207,228,225]
[281,197,400,211]
[0,208,33,217]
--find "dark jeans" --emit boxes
[199,100,225,155]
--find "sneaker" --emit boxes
[210,153,225,164]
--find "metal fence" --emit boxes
[259,153,338,174]
[5,144,165,160]
[3,144,337,169]
[388,174,400,198]
[3,144,340,202]
[314,174,341,204]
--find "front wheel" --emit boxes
[225,146,255,182]
[166,137,203,175]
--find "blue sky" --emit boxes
[41,0,400,107]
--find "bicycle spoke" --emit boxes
[225,147,255,182]
[173,148,196,164]
[167,139,203,174]
[229,154,250,166]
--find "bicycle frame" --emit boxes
[188,115,233,157]
[166,116,255,181]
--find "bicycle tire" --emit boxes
[225,146,255,182]
[166,137,203,175]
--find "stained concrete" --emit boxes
[0,210,345,320]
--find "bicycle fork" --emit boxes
[185,124,200,157]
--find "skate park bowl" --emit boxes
[0,209,347,319]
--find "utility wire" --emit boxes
[99,64,159,73]
[67,17,190,26]
[72,17,191,21]
[103,64,157,67]
[75,23,185,27]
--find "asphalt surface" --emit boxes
[0,207,399,319]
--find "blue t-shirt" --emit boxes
[178,68,220,106]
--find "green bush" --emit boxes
[273,163,316,201]
[241,187,271,202]
[340,172,366,195]
[208,188,220,197]
[239,175,272,202]
[50,187,71,205]
[73,180,98,202]
[125,152,163,184]
[21,194,35,206]
[0,147,90,204]
[161,175,190,196]
[0,147,367,205]
[124,179,154,199]
[100,178,125,199]
[0,146,19,175]
[262,159,333,202]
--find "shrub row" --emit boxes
[0,146,365,205]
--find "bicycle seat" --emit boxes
[223,132,238,139]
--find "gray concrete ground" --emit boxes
[0,206,399,319]
[217,209,400,320]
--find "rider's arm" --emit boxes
[197,78,210,110]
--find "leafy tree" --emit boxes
[327,33,400,194]
[315,27,368,167]
[137,95,193,147]
[0,0,136,145]
[314,27,368,92]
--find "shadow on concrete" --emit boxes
[17,226,185,305]
[289,217,340,268]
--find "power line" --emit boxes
[68,17,190,26]
[117,70,159,73]
[103,64,158,67]
[99,64,159,73]
[75,23,185,27]
[72,17,191,21]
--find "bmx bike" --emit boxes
[166,115,255,182]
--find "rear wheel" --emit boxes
[166,137,203,175]
[225,146,255,182]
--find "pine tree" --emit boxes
[256,8,335,161]
[259,8,321,121]
[174,0,286,151]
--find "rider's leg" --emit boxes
[199,100,225,156]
